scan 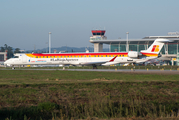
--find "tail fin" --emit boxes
[140,38,170,55]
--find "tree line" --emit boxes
[0,44,21,59]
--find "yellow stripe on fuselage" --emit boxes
[25,54,36,58]
[25,53,128,58]
[141,53,158,57]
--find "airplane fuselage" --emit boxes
[4,52,156,66]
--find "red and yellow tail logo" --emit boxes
[151,45,159,52]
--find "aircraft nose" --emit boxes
[4,61,8,66]
[4,60,11,66]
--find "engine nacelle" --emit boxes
[128,51,139,58]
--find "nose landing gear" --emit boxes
[12,65,15,69]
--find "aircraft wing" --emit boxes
[135,59,150,63]
[80,61,107,65]
[79,56,118,65]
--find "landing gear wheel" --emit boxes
[92,65,97,69]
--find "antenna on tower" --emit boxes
[99,26,101,30]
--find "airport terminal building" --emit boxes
[89,30,179,65]
[0,51,7,65]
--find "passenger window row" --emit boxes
[34,55,125,58]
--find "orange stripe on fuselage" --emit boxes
[26,52,128,58]
[141,52,158,57]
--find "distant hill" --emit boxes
[26,46,109,53]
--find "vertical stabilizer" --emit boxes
[140,39,170,54]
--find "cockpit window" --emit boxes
[14,56,19,58]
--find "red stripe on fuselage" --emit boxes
[32,52,128,56]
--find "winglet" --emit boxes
[109,56,117,62]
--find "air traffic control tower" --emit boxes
[90,30,107,52]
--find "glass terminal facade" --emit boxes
[110,43,179,54]
[90,34,179,65]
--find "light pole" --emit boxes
[49,32,51,53]
[45,42,48,53]
[34,44,36,53]
[126,32,129,52]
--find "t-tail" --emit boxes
[140,38,171,57]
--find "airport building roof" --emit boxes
[90,36,179,44]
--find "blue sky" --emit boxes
[0,0,179,50]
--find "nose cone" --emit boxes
[4,60,11,66]
[4,61,7,66]
[4,61,7,65]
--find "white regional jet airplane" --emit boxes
[4,39,170,69]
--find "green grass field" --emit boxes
[0,70,179,120]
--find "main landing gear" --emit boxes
[92,64,97,69]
